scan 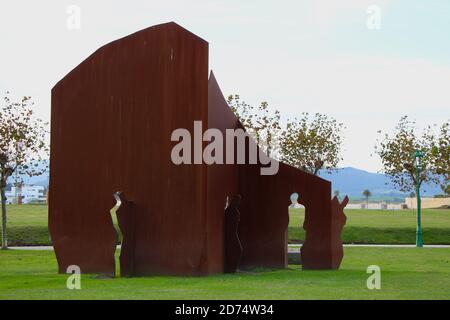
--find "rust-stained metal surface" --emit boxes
[50,22,347,276]
[205,72,240,274]
[50,22,209,276]
[238,161,341,270]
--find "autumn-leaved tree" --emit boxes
[280,113,345,175]
[431,121,450,196]
[375,116,438,193]
[228,95,345,176]
[0,93,49,249]
[227,94,281,157]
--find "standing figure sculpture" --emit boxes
[224,195,243,273]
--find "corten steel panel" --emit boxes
[206,74,345,270]
[206,72,239,273]
[238,159,345,270]
[50,22,209,276]
[238,158,290,269]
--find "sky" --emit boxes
[1,0,450,172]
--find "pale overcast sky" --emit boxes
[1,0,449,172]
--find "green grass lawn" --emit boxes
[0,247,449,299]
[2,204,121,246]
[2,205,450,246]
[289,208,450,244]
[4,205,50,246]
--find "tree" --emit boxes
[228,95,345,176]
[362,189,371,207]
[227,94,281,157]
[431,121,450,196]
[227,94,254,134]
[280,113,345,175]
[375,116,438,193]
[443,185,450,196]
[0,93,49,249]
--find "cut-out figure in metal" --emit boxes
[224,195,243,273]
[114,192,135,277]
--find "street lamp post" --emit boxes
[414,150,424,248]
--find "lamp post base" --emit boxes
[416,231,423,248]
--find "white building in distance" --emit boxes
[5,185,47,204]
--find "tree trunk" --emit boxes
[1,186,7,249]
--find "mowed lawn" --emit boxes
[2,205,450,245]
[4,205,50,246]
[0,247,449,299]
[289,208,450,244]
[3,205,121,246]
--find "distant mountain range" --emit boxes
[16,166,442,200]
[319,167,442,200]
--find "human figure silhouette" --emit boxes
[224,195,243,273]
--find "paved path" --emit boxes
[289,244,450,248]
[7,244,450,251]
[8,245,122,251]
[287,244,450,252]
[8,246,54,251]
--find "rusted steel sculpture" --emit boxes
[50,22,209,276]
[224,195,243,273]
[49,22,347,277]
[206,72,239,274]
